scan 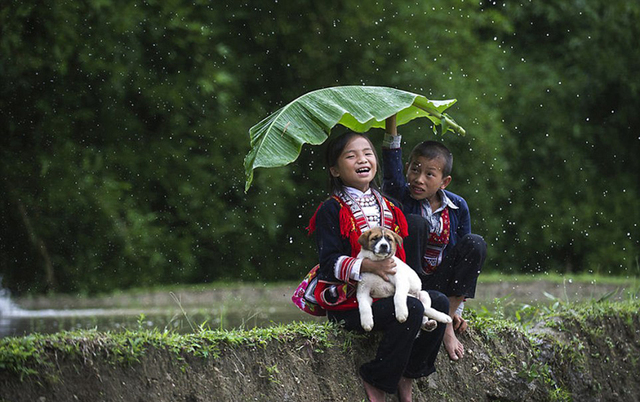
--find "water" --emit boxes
[0,287,111,337]
[0,307,314,338]
[1,279,633,338]
[0,284,321,338]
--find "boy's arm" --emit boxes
[381,115,406,198]
[458,196,472,236]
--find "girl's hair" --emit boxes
[409,140,453,177]
[324,131,380,195]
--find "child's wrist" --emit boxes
[382,133,402,149]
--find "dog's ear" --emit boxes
[358,230,370,247]
[390,230,403,246]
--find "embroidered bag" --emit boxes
[291,264,326,316]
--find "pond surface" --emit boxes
[0,280,634,338]
[0,284,322,338]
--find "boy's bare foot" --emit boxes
[397,376,412,402]
[362,379,386,402]
[444,323,464,361]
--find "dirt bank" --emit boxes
[1,301,639,402]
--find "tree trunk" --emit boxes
[16,199,57,291]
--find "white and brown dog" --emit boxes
[356,227,452,332]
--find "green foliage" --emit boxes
[244,86,461,191]
[0,0,638,294]
[482,0,640,274]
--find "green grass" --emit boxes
[4,275,640,385]
[2,297,640,394]
[0,320,344,379]
[478,271,640,287]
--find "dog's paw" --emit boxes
[421,318,438,332]
[435,312,453,324]
[361,317,374,332]
[425,308,453,324]
[395,309,408,323]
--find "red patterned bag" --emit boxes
[291,264,326,316]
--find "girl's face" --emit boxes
[329,136,377,192]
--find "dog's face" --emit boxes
[358,227,403,259]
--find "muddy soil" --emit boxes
[1,301,639,402]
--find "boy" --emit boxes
[381,115,487,361]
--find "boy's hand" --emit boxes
[452,314,468,334]
[361,258,397,282]
[385,114,397,136]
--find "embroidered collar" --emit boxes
[335,187,394,232]
[422,189,458,215]
[343,186,372,199]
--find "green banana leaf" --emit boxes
[244,85,464,191]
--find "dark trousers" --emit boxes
[328,291,449,394]
[421,233,487,298]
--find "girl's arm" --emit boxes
[315,200,396,282]
[314,200,346,282]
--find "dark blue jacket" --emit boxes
[382,147,471,272]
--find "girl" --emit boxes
[307,131,449,402]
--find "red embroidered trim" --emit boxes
[423,208,450,273]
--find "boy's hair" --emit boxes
[409,140,453,177]
[325,131,380,195]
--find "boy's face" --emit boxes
[405,155,451,201]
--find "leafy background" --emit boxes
[1,0,638,294]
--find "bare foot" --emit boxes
[397,376,412,402]
[362,379,386,402]
[444,323,464,361]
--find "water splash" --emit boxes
[0,278,107,337]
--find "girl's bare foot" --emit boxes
[362,379,386,402]
[444,323,464,361]
[397,376,412,402]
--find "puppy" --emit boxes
[356,227,452,332]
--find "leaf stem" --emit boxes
[413,103,466,136]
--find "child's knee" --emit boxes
[406,297,426,322]
[462,234,487,258]
[427,291,450,313]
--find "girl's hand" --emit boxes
[361,258,397,281]
[385,114,397,136]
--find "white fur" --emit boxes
[356,227,452,332]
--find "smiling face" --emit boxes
[405,155,451,203]
[329,136,377,192]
